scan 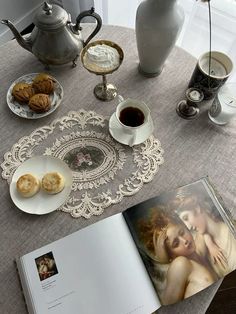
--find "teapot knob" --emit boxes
[43,2,53,15]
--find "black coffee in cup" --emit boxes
[119,107,145,127]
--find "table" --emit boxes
[0,24,235,314]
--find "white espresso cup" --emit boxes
[111,96,153,146]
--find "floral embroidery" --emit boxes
[1,110,164,218]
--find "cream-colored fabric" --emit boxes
[1,110,164,218]
[1,24,235,313]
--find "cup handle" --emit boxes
[118,95,124,103]
[128,134,136,147]
[127,128,137,147]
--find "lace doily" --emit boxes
[1,110,164,218]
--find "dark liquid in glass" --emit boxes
[119,107,145,127]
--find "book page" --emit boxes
[18,213,160,314]
[123,178,236,306]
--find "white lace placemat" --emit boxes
[1,110,164,218]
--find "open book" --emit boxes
[17,178,236,314]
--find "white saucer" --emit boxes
[109,112,154,146]
[10,156,73,215]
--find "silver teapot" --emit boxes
[1,2,102,67]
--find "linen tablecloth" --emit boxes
[1,24,235,314]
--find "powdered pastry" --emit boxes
[12,82,35,103]
[32,73,55,94]
[28,94,51,113]
[41,172,65,194]
[16,174,40,198]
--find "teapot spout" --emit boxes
[1,20,32,52]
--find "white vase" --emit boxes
[136,0,185,77]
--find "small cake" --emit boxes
[32,73,55,94]
[16,174,40,198]
[28,94,51,113]
[12,82,35,103]
[41,172,65,194]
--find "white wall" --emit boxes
[0,0,41,45]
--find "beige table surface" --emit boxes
[0,24,235,314]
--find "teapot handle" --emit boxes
[74,7,102,47]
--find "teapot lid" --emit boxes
[34,2,68,30]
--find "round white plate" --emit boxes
[10,156,73,215]
[6,73,63,119]
[109,112,154,146]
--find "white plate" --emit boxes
[6,73,63,119]
[109,112,154,146]
[10,156,73,215]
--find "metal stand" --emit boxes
[176,100,200,120]
[176,88,204,120]
[72,54,79,67]
[94,75,117,101]
[44,63,50,71]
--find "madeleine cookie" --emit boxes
[28,93,51,113]
[16,174,40,198]
[32,73,55,94]
[12,82,35,103]
[41,172,65,194]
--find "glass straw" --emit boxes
[207,0,212,88]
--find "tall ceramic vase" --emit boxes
[136,0,185,77]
